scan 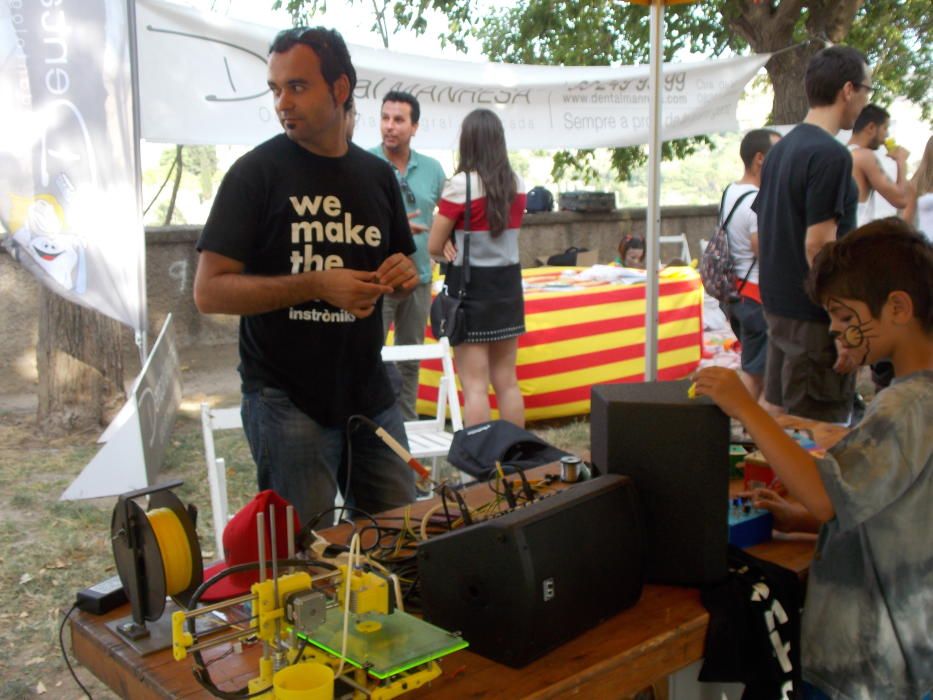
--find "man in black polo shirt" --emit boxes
[193,27,419,523]
[754,46,870,423]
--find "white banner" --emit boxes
[0,0,145,333]
[136,0,768,150]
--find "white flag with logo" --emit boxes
[0,0,145,332]
[135,0,768,150]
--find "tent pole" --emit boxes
[127,0,148,362]
[644,0,664,381]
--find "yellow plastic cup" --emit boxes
[273,663,334,700]
[884,137,897,155]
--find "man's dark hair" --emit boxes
[740,128,780,169]
[853,104,890,134]
[269,27,356,110]
[807,218,933,332]
[805,46,869,108]
[381,91,420,124]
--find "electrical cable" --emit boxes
[335,533,361,679]
[59,603,94,700]
[299,505,380,545]
[419,502,445,541]
[511,465,536,502]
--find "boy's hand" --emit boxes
[739,488,820,534]
[832,343,862,374]
[693,367,757,419]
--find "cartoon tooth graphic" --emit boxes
[6,194,87,294]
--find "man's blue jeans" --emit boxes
[241,387,417,526]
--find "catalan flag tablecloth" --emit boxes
[413,266,703,422]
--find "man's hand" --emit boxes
[693,367,758,420]
[317,268,393,319]
[407,210,428,234]
[886,144,909,164]
[376,253,419,292]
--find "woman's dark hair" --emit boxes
[269,27,356,110]
[456,109,517,237]
[618,235,646,262]
[807,218,933,332]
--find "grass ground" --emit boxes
[0,404,590,700]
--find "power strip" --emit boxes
[75,575,127,614]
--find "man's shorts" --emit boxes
[726,297,767,376]
[763,311,856,424]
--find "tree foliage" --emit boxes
[274,0,932,181]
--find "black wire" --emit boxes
[343,415,363,514]
[443,483,472,525]
[59,604,94,700]
[511,465,536,502]
[290,637,310,666]
[298,505,380,548]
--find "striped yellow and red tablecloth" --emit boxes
[412,266,703,421]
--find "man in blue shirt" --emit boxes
[370,91,447,420]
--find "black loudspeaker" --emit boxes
[590,380,729,586]
[418,475,643,668]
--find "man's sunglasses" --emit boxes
[399,176,416,207]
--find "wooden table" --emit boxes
[71,416,844,699]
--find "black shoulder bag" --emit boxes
[429,174,471,346]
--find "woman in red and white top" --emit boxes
[428,109,527,427]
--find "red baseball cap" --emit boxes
[201,490,301,601]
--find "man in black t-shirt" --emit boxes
[753,46,870,424]
[194,27,419,524]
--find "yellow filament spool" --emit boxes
[148,507,193,596]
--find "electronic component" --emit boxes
[591,380,730,585]
[419,475,643,667]
[75,575,127,615]
[727,497,773,548]
[285,589,328,631]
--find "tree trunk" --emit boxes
[37,287,126,434]
[727,0,865,124]
[766,44,819,124]
[164,145,184,226]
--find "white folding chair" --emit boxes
[200,402,243,555]
[380,336,464,484]
[659,233,691,263]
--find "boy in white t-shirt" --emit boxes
[721,128,781,400]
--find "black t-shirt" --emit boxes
[197,135,415,426]
[753,123,858,322]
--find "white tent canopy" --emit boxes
[137,0,768,150]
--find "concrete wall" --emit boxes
[521,204,717,269]
[1,205,716,392]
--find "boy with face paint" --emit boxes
[694,217,933,700]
